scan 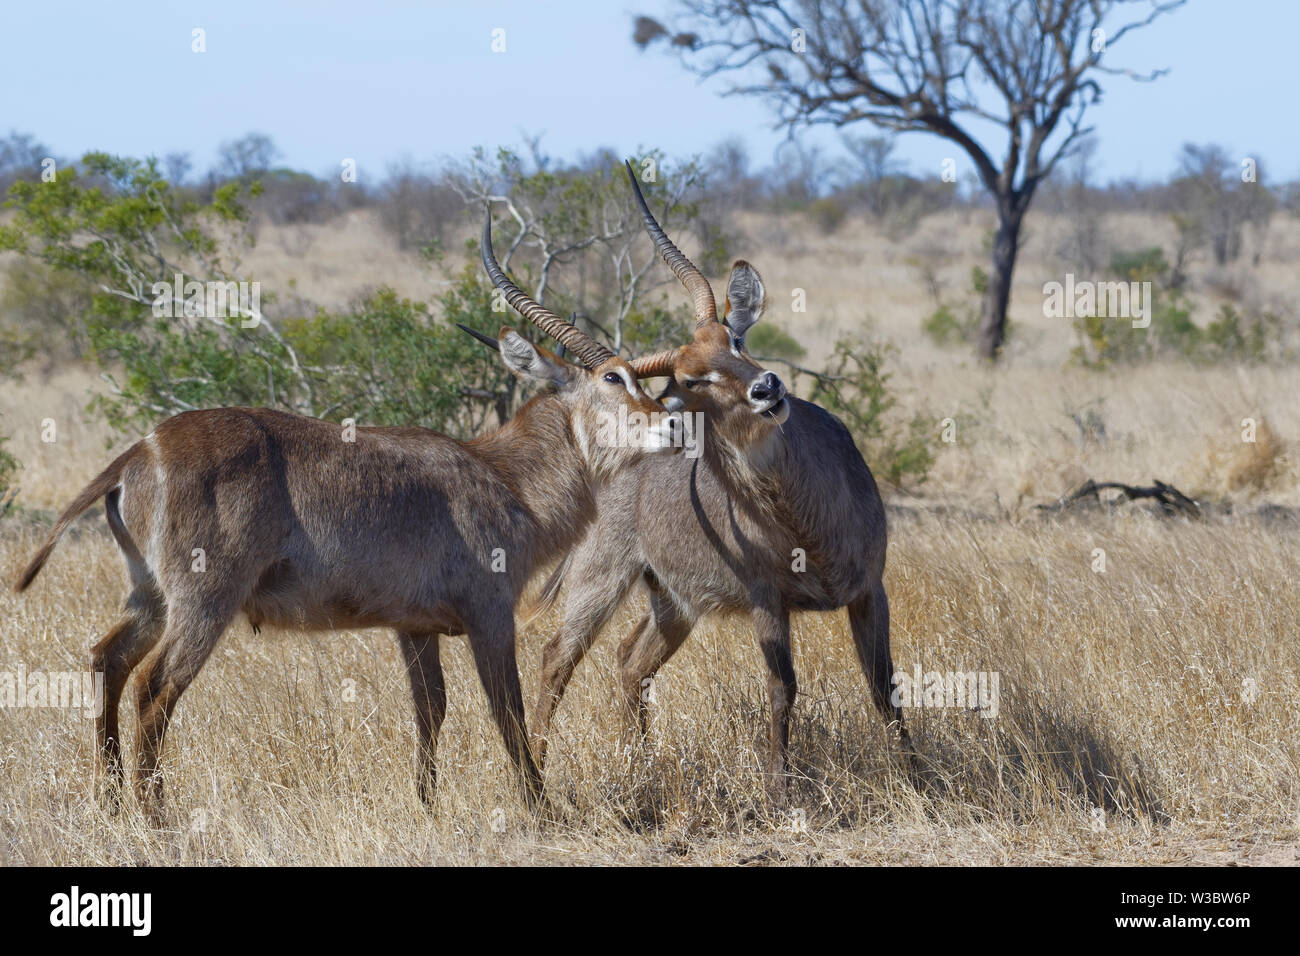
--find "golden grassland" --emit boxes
[1,207,1298,864]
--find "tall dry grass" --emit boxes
[2,509,1297,864]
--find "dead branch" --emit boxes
[1038,478,1201,518]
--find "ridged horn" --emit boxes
[629,348,678,379]
[624,159,717,328]
[481,212,614,369]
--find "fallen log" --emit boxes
[1038,479,1202,518]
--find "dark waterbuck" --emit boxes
[15,214,684,820]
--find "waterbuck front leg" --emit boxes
[465,604,545,810]
[534,543,642,769]
[615,577,695,744]
[847,581,913,755]
[751,602,796,806]
[397,631,446,807]
[89,584,166,810]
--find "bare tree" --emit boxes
[216,132,279,181]
[840,132,902,217]
[163,151,193,187]
[1040,134,1104,273]
[1171,143,1275,268]
[635,0,1185,360]
[447,148,710,354]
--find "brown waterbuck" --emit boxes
[13,214,683,820]
[527,162,908,802]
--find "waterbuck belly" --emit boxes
[242,557,464,634]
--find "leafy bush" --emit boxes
[1109,246,1168,282]
[1,148,728,439]
[745,322,806,362]
[1202,304,1279,361]
[619,303,694,355]
[1071,246,1282,367]
[920,267,988,349]
[809,336,934,489]
[920,304,968,348]
[0,153,522,437]
[286,280,514,437]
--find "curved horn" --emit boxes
[629,348,678,379]
[624,159,717,328]
[481,212,614,369]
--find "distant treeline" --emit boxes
[3,130,1292,261]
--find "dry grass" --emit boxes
[2,208,1299,865]
[3,510,1297,865]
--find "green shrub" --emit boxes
[809,336,934,489]
[1109,247,1168,283]
[1,149,725,439]
[920,267,989,349]
[1071,246,1281,367]
[745,322,806,361]
[1203,304,1278,362]
[921,304,968,348]
[620,302,694,355]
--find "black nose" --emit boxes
[750,372,783,403]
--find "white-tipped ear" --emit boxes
[724,260,766,340]
[499,330,567,385]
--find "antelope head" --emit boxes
[622,161,790,449]
[477,213,684,475]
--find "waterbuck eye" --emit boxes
[602,372,623,385]
[683,379,704,389]
[732,336,745,351]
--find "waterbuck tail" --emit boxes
[14,443,141,592]
[524,553,572,625]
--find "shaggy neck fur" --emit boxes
[468,393,596,575]
[701,415,794,528]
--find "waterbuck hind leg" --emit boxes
[132,601,235,825]
[397,631,446,807]
[847,582,913,755]
[466,611,545,811]
[89,584,166,810]
[615,581,694,744]
[751,603,796,806]
[534,550,641,769]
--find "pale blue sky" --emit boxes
[1,0,1293,184]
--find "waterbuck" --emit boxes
[528,164,908,802]
[13,214,683,819]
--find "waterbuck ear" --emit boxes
[498,329,568,386]
[723,260,766,341]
